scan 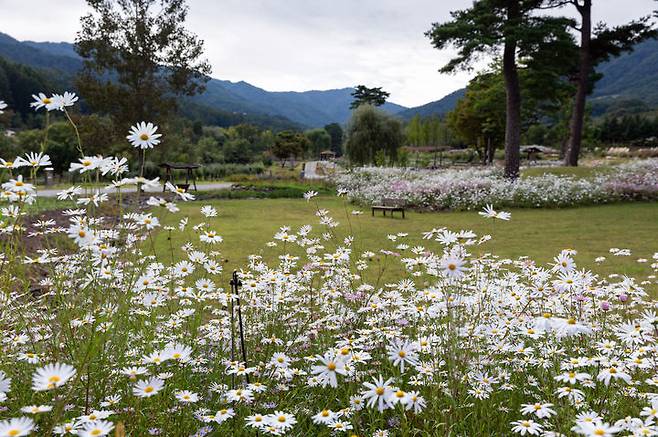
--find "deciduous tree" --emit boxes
[345,105,403,165]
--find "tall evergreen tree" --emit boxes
[350,85,390,109]
[426,0,573,179]
[550,0,656,166]
[75,0,212,131]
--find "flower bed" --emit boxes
[335,160,658,210]
[2,93,658,436]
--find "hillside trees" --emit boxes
[0,57,55,125]
[271,131,309,167]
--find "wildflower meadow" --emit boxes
[1,93,658,437]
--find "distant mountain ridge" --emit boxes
[0,31,409,127]
[1,31,657,127]
[397,88,466,120]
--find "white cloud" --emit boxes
[0,0,655,107]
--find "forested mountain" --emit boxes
[1,31,658,127]
[0,32,406,127]
[589,39,658,116]
[0,57,59,123]
[198,80,406,127]
[398,89,466,119]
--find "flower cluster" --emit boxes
[335,160,658,210]
[1,92,657,436]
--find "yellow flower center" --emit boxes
[448,263,456,271]
[327,362,336,371]
[140,133,149,141]
[144,386,154,393]
[375,387,385,395]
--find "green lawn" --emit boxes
[155,197,658,291]
[521,165,609,178]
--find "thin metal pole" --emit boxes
[232,270,250,384]
[229,275,236,389]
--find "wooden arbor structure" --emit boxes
[319,150,336,161]
[159,162,201,192]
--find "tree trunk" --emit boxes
[487,137,495,165]
[565,0,592,167]
[503,0,522,180]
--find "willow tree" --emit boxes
[426,0,572,179]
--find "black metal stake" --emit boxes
[231,270,250,384]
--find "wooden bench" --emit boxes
[372,198,406,218]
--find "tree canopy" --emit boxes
[75,0,212,129]
[350,85,390,109]
[345,105,403,166]
[426,0,575,178]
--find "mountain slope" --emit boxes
[2,30,656,125]
[590,38,658,114]
[199,80,407,127]
[398,88,466,120]
[0,31,407,127]
[0,33,81,74]
[399,39,658,119]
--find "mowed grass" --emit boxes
[521,165,610,178]
[155,197,658,291]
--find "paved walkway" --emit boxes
[36,182,233,198]
[304,161,336,180]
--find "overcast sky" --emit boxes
[0,0,655,107]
